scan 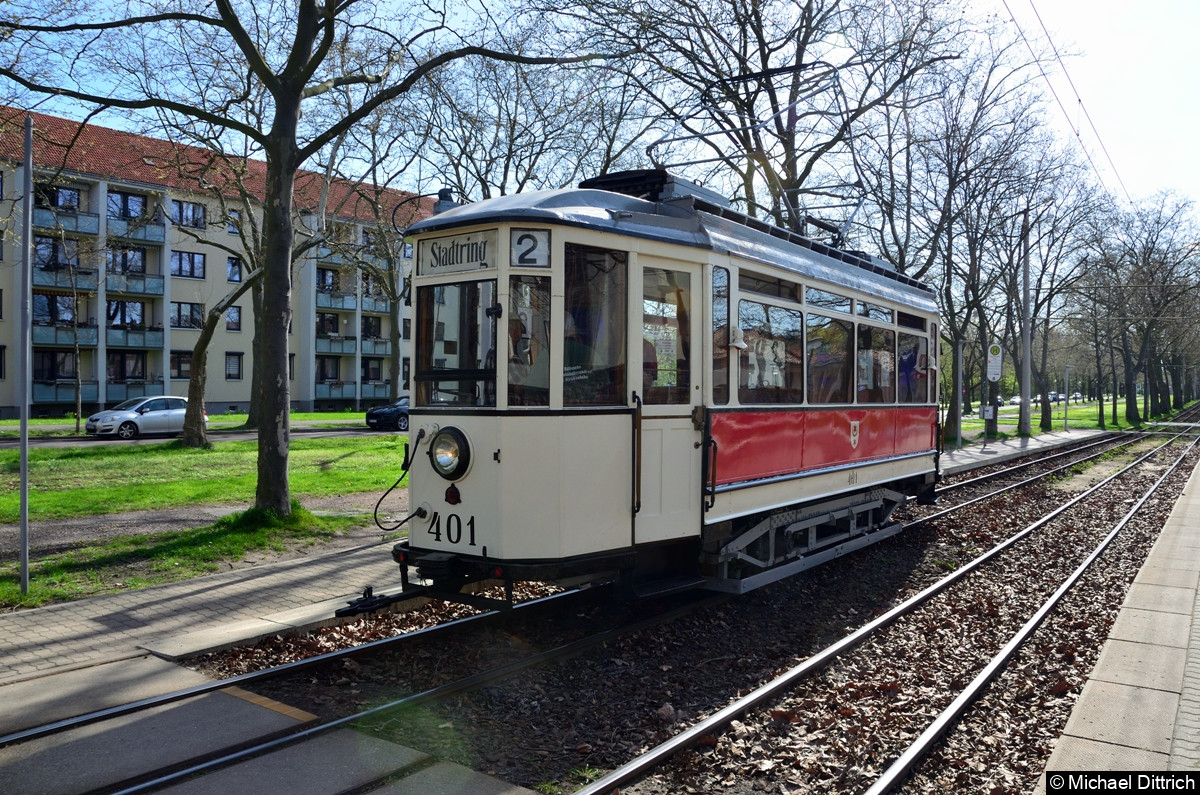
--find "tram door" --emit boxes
[636,263,703,545]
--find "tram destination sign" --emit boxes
[418,229,499,275]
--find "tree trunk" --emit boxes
[255,121,301,516]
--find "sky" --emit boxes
[994,0,1200,205]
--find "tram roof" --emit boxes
[407,186,938,314]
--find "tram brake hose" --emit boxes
[374,428,427,532]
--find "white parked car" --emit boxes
[86,396,206,440]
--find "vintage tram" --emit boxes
[389,169,940,607]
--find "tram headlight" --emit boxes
[428,427,471,481]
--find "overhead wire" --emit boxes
[1000,0,1134,205]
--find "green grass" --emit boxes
[0,436,409,522]
[947,399,1159,444]
[0,502,369,608]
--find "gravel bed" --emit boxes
[186,440,1196,794]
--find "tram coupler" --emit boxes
[336,583,428,617]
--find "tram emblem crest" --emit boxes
[849,420,860,449]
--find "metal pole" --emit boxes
[955,338,963,450]
[1019,209,1032,437]
[1063,365,1071,431]
[19,116,33,595]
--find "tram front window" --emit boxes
[414,280,499,406]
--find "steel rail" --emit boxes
[575,432,1193,795]
[866,433,1200,794]
[0,587,587,748]
[106,592,729,795]
[937,432,1127,494]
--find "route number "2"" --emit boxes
[511,229,550,268]
[427,512,478,546]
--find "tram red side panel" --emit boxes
[710,407,937,486]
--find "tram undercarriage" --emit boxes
[700,487,911,594]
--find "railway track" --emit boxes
[581,431,1200,794]
[4,424,1196,793]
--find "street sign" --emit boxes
[987,342,1003,382]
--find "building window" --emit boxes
[361,357,383,382]
[107,246,147,274]
[170,250,206,278]
[169,199,206,229]
[170,350,193,379]
[170,301,204,329]
[225,352,243,380]
[361,315,381,338]
[35,183,81,211]
[316,312,339,336]
[227,256,242,282]
[0,345,5,379]
[316,267,337,293]
[107,351,147,382]
[34,350,77,380]
[34,236,79,269]
[33,292,77,325]
[289,353,295,381]
[316,356,339,382]
[403,318,411,340]
[107,300,145,327]
[107,190,147,219]
[226,306,242,331]
[227,209,240,234]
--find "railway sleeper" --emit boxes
[701,488,906,594]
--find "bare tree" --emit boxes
[538,0,961,230]
[0,0,628,515]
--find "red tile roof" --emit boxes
[0,106,433,228]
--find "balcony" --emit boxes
[106,326,165,348]
[105,270,165,296]
[315,381,356,399]
[316,334,357,354]
[107,215,166,243]
[33,380,99,403]
[33,265,99,291]
[360,381,390,399]
[316,290,357,310]
[33,323,99,346]
[106,379,166,401]
[362,294,390,313]
[33,206,100,235]
[361,337,391,356]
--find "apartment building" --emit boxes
[0,108,428,419]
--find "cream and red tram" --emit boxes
[393,170,940,606]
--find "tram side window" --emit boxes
[643,267,691,404]
[806,314,853,403]
[509,276,550,406]
[929,323,939,403]
[738,300,803,404]
[563,244,627,406]
[712,267,730,405]
[414,279,498,407]
[856,325,896,403]
[898,333,929,403]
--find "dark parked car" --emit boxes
[365,396,409,432]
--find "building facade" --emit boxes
[0,108,424,419]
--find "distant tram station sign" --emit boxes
[987,342,1003,382]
